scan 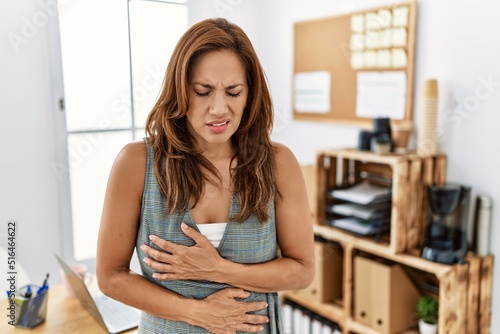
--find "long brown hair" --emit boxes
[145,18,278,223]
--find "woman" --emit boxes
[96,18,314,334]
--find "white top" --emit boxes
[197,222,228,248]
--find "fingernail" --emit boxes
[181,222,188,230]
[149,235,155,241]
[140,245,146,250]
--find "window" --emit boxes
[57,0,187,261]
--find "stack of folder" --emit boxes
[326,180,391,235]
[283,299,342,334]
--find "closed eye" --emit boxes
[195,91,210,97]
[226,91,241,98]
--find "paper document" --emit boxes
[294,71,331,113]
[328,202,390,220]
[355,71,406,119]
[328,217,390,235]
[329,181,391,205]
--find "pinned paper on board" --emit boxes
[348,5,410,70]
[356,71,406,119]
[294,71,331,113]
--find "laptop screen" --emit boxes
[54,254,110,330]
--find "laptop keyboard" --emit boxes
[94,295,140,330]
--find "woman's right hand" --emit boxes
[194,288,269,334]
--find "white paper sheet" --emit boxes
[392,48,408,68]
[356,71,406,119]
[351,14,364,33]
[294,71,331,113]
[392,6,409,27]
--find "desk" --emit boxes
[0,284,137,333]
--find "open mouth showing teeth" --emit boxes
[209,121,228,127]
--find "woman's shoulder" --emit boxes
[117,140,147,161]
[271,142,301,176]
[111,140,147,177]
[272,142,297,164]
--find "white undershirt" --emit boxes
[197,222,228,248]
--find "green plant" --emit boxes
[416,295,439,324]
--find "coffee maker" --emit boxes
[421,184,471,264]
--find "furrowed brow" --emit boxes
[226,84,244,89]
[192,82,244,89]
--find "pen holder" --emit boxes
[12,284,49,329]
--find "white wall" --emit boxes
[1,0,498,331]
[0,0,63,287]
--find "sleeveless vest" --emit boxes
[136,139,283,333]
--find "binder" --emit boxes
[283,301,294,334]
[311,316,323,334]
[354,257,372,327]
[354,256,421,333]
[295,239,343,303]
[282,298,342,334]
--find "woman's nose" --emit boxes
[209,92,227,115]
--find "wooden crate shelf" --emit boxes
[283,225,493,334]
[286,155,494,334]
[316,148,447,253]
[287,226,493,333]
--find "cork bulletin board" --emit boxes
[292,0,417,128]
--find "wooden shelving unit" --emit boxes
[283,150,494,334]
[316,148,447,254]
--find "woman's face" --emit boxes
[186,50,248,151]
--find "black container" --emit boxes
[421,183,471,264]
[373,117,392,138]
[358,130,373,151]
[372,117,393,152]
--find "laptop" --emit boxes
[55,254,141,333]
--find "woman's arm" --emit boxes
[142,144,315,292]
[96,141,269,333]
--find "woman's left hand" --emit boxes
[140,222,223,281]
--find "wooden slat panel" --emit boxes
[341,157,349,188]
[406,158,422,250]
[439,264,469,334]
[353,160,363,185]
[392,160,409,253]
[355,161,393,180]
[420,157,435,248]
[479,255,494,334]
[316,154,327,225]
[327,156,337,189]
[466,255,481,334]
[344,244,354,322]
[433,154,447,186]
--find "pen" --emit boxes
[25,285,32,298]
[19,285,32,326]
[36,273,49,295]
